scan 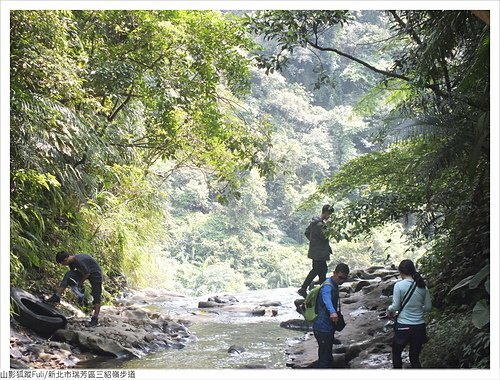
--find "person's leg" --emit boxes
[92,303,101,319]
[408,325,426,368]
[301,260,327,289]
[300,262,318,289]
[299,260,318,296]
[392,324,411,368]
[89,279,103,325]
[67,270,85,302]
[392,339,405,368]
[314,330,334,368]
[46,270,78,302]
[317,261,328,283]
[58,270,78,293]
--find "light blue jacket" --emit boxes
[388,279,432,325]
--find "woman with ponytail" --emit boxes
[388,259,432,368]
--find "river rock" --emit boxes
[259,300,281,307]
[228,345,246,354]
[280,319,311,331]
[354,280,372,292]
[366,265,385,273]
[52,329,142,358]
[208,295,238,303]
[198,301,221,308]
[251,307,265,316]
[10,359,29,369]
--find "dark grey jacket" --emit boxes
[305,216,332,261]
[70,254,103,282]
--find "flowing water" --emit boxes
[121,321,301,369]
[79,288,305,369]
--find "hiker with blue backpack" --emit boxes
[388,259,432,368]
[297,204,334,298]
[312,263,350,368]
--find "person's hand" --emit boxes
[329,312,338,322]
[387,310,396,320]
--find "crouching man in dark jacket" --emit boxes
[46,251,104,327]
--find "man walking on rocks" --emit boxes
[45,251,104,327]
[313,263,350,368]
[297,204,334,298]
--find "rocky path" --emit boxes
[10,289,195,369]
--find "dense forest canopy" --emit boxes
[7,8,492,368]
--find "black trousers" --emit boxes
[301,260,328,289]
[392,323,427,368]
[314,330,335,368]
[60,269,103,305]
[59,269,83,288]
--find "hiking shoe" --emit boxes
[88,316,99,327]
[297,288,307,298]
[44,293,60,304]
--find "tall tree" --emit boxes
[10,10,273,286]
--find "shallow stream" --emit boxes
[79,288,305,369]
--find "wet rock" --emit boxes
[27,344,45,356]
[198,301,223,308]
[348,269,365,278]
[163,321,189,334]
[361,284,379,294]
[332,353,347,368]
[342,296,361,304]
[382,273,398,282]
[259,300,281,307]
[208,295,238,304]
[10,346,23,359]
[10,359,29,369]
[333,345,347,354]
[380,282,396,296]
[350,269,380,280]
[251,307,266,316]
[280,319,311,331]
[121,308,151,321]
[53,329,141,358]
[228,345,246,354]
[354,280,372,292]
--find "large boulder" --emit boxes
[52,329,141,359]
